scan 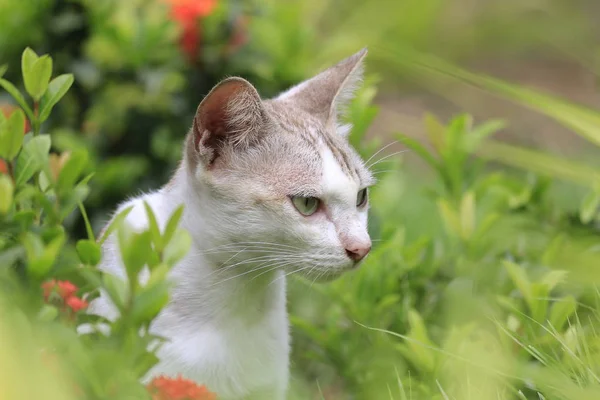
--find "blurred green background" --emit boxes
[1,0,600,399]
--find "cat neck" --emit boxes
[157,166,288,328]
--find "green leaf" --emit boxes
[144,201,162,251]
[478,140,600,187]
[119,228,152,277]
[580,189,600,224]
[37,304,59,322]
[0,175,14,214]
[437,198,461,238]
[25,233,65,280]
[21,232,44,262]
[396,134,439,171]
[445,113,471,156]
[102,274,128,311]
[162,205,185,247]
[463,119,505,152]
[78,268,103,291]
[57,149,88,193]
[504,261,532,310]
[39,74,74,122]
[548,296,577,331]
[0,64,7,78]
[529,283,551,324]
[146,263,170,287]
[424,113,445,154]
[540,270,568,292]
[395,310,436,373]
[0,108,25,160]
[131,281,170,325]
[76,239,102,266]
[98,206,133,245]
[41,225,65,243]
[15,134,51,185]
[21,48,38,76]
[133,351,160,379]
[459,191,475,240]
[163,229,191,266]
[0,79,34,121]
[22,51,53,101]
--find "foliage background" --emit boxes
[1,0,600,399]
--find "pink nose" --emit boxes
[345,245,371,262]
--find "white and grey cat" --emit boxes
[89,49,374,400]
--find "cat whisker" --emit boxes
[216,259,301,287]
[371,169,397,175]
[205,255,298,281]
[216,247,252,267]
[232,241,301,248]
[309,267,328,289]
[253,261,307,285]
[198,241,303,252]
[219,254,304,273]
[193,247,298,257]
[201,241,301,249]
[367,150,408,169]
[364,141,399,166]
[267,265,315,287]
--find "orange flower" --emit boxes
[0,160,7,175]
[58,280,78,298]
[65,296,88,312]
[147,375,217,400]
[166,0,217,59]
[41,279,88,313]
[43,279,78,299]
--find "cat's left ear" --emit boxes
[276,48,367,127]
[188,77,267,168]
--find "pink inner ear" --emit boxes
[190,78,265,167]
[193,80,250,152]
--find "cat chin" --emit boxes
[297,265,357,283]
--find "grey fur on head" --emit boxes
[186,48,368,170]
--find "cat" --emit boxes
[87,48,374,400]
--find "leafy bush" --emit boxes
[288,79,600,399]
[0,48,211,400]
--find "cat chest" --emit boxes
[151,311,290,397]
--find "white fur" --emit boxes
[89,170,289,400]
[320,146,370,255]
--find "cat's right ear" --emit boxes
[188,77,266,168]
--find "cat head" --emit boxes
[184,48,374,281]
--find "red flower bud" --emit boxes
[65,296,88,312]
[165,0,217,60]
[147,375,217,400]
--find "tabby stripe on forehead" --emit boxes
[320,132,356,179]
[299,126,320,149]
[279,121,319,152]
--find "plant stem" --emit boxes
[32,101,40,136]
[6,160,15,183]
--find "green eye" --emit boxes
[291,196,320,216]
[356,188,368,207]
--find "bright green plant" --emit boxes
[289,97,600,399]
[0,48,193,400]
